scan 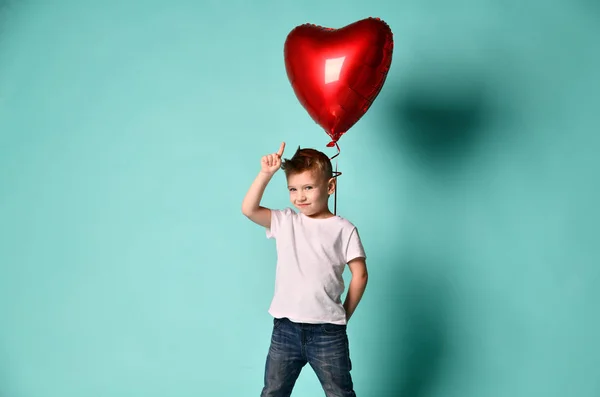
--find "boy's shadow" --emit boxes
[381,256,453,397]
[0,346,10,397]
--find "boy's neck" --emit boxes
[303,209,335,219]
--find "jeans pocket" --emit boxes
[273,317,283,329]
[321,323,346,334]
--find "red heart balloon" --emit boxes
[284,18,394,147]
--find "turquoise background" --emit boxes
[1,1,599,396]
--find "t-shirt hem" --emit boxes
[268,309,347,325]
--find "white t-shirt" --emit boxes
[266,207,366,325]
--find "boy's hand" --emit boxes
[261,142,285,176]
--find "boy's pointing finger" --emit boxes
[277,142,285,157]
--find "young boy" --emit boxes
[241,142,368,397]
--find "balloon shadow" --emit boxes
[383,70,493,168]
[0,0,13,15]
[0,0,14,38]
[379,254,454,397]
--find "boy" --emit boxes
[241,142,368,397]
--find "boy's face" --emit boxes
[287,170,335,216]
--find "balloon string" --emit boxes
[329,141,341,176]
[329,142,340,160]
[328,142,342,215]
[334,159,338,215]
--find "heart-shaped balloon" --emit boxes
[284,18,394,147]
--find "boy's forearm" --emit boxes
[242,171,274,214]
[343,273,368,322]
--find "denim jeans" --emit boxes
[260,317,356,397]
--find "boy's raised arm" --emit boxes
[241,142,285,228]
[241,172,275,228]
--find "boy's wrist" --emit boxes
[259,170,276,178]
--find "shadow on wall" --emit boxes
[0,1,13,16]
[381,254,454,397]
[582,0,600,12]
[0,0,14,39]
[384,65,494,169]
[376,62,498,395]
[0,346,11,397]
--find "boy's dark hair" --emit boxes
[281,146,333,181]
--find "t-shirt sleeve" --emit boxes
[266,208,293,239]
[346,227,366,263]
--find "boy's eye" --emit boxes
[289,186,312,191]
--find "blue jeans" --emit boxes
[260,317,356,397]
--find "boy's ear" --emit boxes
[327,177,336,195]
